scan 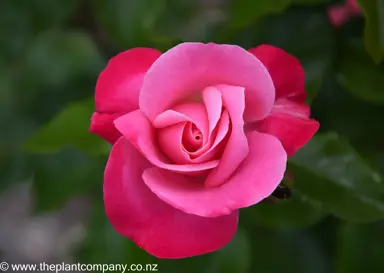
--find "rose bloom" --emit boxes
[328,0,361,27]
[89,43,319,259]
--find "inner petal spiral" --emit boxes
[154,88,231,167]
[182,122,203,152]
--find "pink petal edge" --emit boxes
[205,84,249,188]
[140,42,275,123]
[114,109,219,174]
[256,99,320,156]
[104,137,239,259]
[143,131,287,217]
[89,112,122,144]
[96,48,162,113]
[249,44,306,103]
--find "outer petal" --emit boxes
[89,112,122,144]
[143,131,287,217]
[114,110,219,174]
[249,45,306,103]
[96,48,162,113]
[256,99,320,156]
[140,42,275,123]
[104,138,239,258]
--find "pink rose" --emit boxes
[328,0,361,27]
[89,43,319,258]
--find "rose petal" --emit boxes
[182,122,204,152]
[271,98,310,117]
[140,42,275,123]
[256,99,320,156]
[172,103,209,145]
[249,45,306,103]
[104,138,239,258]
[143,131,287,217]
[327,4,351,27]
[114,109,219,174]
[157,111,230,165]
[347,0,361,14]
[96,48,161,113]
[205,84,249,188]
[89,112,122,144]
[157,122,190,164]
[190,110,230,163]
[153,110,191,128]
[202,86,223,138]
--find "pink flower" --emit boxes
[328,0,361,27]
[89,43,319,258]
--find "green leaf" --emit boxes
[32,149,105,212]
[311,77,384,164]
[80,201,157,264]
[0,152,33,191]
[16,30,104,124]
[226,9,336,103]
[248,228,328,273]
[24,30,104,88]
[0,2,32,62]
[335,223,384,273]
[90,0,165,49]
[229,0,291,29]
[25,98,110,156]
[0,67,35,191]
[26,0,80,29]
[357,0,384,63]
[289,133,384,222]
[242,188,326,228]
[80,205,250,273]
[338,40,384,104]
[150,0,225,46]
[207,229,251,273]
[0,0,80,62]
[291,0,332,5]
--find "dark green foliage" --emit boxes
[1,0,384,271]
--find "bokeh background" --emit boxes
[1,0,384,272]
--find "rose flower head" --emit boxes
[328,0,361,27]
[89,43,319,259]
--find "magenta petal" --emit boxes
[347,0,361,14]
[327,4,351,27]
[249,45,306,103]
[153,110,191,128]
[203,86,222,138]
[157,122,191,164]
[104,138,239,258]
[140,42,275,123]
[96,48,161,113]
[89,112,122,144]
[114,110,219,174]
[256,99,320,156]
[190,110,230,163]
[205,84,249,188]
[143,131,287,217]
[172,103,209,145]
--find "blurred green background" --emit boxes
[1,0,384,272]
